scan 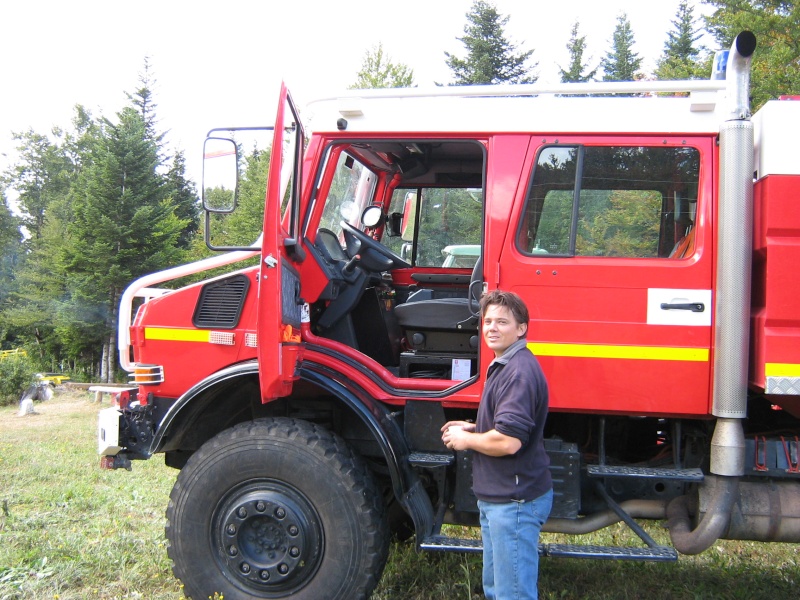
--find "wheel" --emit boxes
[166,418,390,599]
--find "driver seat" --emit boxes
[394,257,482,352]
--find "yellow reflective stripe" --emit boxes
[145,328,211,342]
[765,363,800,377]
[528,342,709,362]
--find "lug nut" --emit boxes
[226,524,236,535]
[256,501,266,512]
[278,563,289,575]
[237,507,248,518]
[241,562,251,574]
[228,545,238,556]
[275,507,286,519]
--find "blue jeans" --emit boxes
[478,489,553,600]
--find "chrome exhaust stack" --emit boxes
[668,31,756,554]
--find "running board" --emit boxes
[586,464,704,482]
[408,452,455,468]
[421,535,482,553]
[544,543,677,561]
[420,536,677,562]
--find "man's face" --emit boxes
[482,304,527,357]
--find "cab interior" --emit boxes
[302,139,486,381]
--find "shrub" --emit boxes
[0,354,35,406]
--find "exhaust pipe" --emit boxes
[667,476,739,554]
[544,500,667,535]
[668,476,800,549]
[668,31,756,554]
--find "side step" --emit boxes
[421,536,677,562]
[408,452,454,468]
[586,464,704,482]
[544,543,677,561]
[421,535,482,553]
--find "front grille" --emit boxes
[192,274,250,329]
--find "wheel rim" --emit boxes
[213,479,323,595]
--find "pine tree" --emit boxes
[445,0,537,85]
[559,21,598,83]
[350,43,414,89]
[165,150,200,248]
[704,0,800,109]
[601,13,643,83]
[65,106,186,381]
[127,57,165,152]
[655,0,708,80]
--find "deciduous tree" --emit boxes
[0,190,22,345]
[704,0,800,109]
[351,43,414,89]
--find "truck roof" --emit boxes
[305,81,800,176]
[305,80,731,137]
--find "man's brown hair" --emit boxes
[479,290,529,329]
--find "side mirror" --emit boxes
[202,137,238,213]
[386,212,403,237]
[361,204,386,228]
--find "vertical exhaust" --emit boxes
[711,30,756,471]
[668,31,756,554]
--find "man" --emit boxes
[441,290,552,600]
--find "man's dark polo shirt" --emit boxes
[472,339,552,503]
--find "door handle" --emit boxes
[660,302,705,313]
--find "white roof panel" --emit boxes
[304,81,731,137]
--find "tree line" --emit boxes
[1,0,798,392]
[353,0,800,107]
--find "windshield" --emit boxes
[318,150,378,240]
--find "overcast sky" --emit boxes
[1,0,717,189]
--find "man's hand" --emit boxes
[440,421,522,456]
[441,423,473,451]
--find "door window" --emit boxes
[518,146,700,259]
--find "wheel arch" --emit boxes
[150,359,436,540]
[296,363,436,541]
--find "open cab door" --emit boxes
[258,84,305,401]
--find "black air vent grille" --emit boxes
[192,274,250,329]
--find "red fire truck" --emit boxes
[98,32,800,599]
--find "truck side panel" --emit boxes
[751,174,800,405]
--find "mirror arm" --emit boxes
[284,238,306,263]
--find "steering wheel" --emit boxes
[340,221,411,271]
[468,255,484,316]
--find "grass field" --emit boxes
[1,392,797,599]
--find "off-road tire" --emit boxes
[165,417,389,599]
